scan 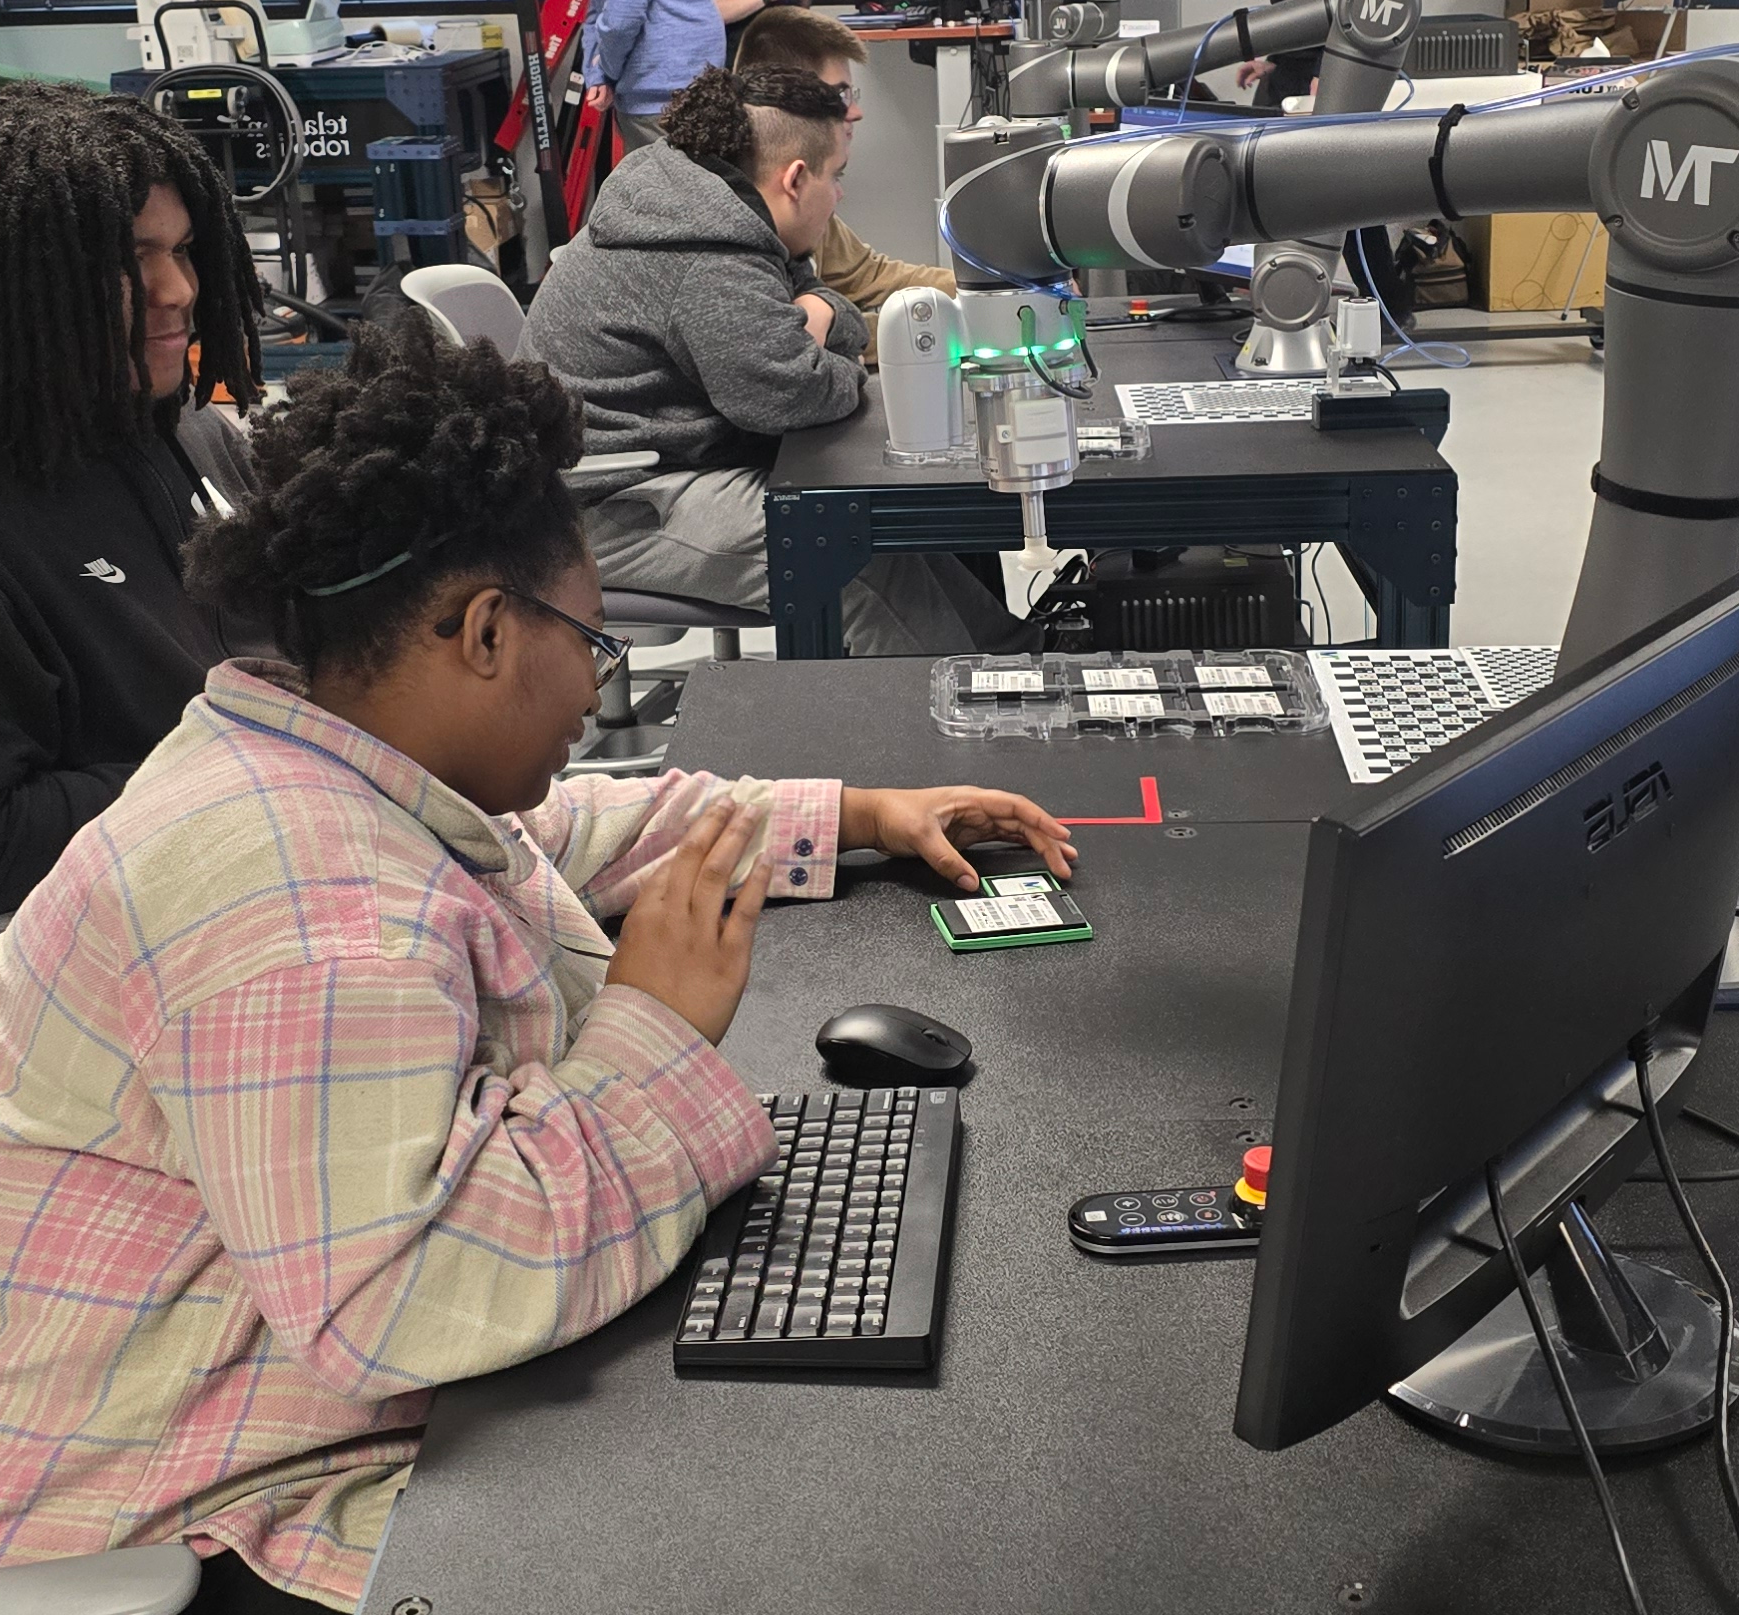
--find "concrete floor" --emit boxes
[630,323,1609,677]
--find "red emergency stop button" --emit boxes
[1242,1146,1271,1196]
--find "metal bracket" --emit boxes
[764,492,876,659]
[1338,472,1457,647]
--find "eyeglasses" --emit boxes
[434,588,632,689]
[827,81,862,105]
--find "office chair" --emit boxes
[0,1541,200,1614]
[401,264,771,775]
[399,264,527,356]
[566,590,771,775]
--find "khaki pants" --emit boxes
[579,467,1042,657]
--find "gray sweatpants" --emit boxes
[580,467,1043,658]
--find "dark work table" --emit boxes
[764,309,1459,658]
[362,658,1739,1615]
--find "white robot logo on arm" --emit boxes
[938,59,1739,670]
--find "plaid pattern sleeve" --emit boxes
[519,770,842,916]
[146,973,773,1400]
[0,663,802,1610]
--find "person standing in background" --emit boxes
[581,0,727,149]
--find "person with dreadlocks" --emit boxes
[0,79,264,916]
[0,318,1073,1611]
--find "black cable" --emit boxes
[1630,1032,1739,1545]
[149,62,303,206]
[1309,545,1333,647]
[1485,1163,1651,1615]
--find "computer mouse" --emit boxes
[815,1004,974,1087]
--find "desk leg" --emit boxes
[765,491,876,660]
[1339,473,1458,648]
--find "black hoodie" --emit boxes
[0,406,260,911]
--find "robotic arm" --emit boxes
[941,60,1739,670]
[1004,0,1423,373]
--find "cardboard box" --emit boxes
[1463,211,1609,312]
[1508,5,1687,59]
[464,176,522,271]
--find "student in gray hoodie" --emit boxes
[517,65,1041,657]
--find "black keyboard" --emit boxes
[673,1085,961,1369]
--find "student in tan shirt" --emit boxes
[734,6,955,362]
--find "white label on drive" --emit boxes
[1081,667,1159,691]
[1195,665,1273,689]
[1202,692,1285,717]
[1086,694,1169,719]
[971,669,1045,694]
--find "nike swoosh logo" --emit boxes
[79,560,127,584]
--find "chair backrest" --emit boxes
[400,266,526,356]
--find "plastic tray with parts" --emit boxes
[931,650,1329,741]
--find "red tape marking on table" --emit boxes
[1057,777,1163,826]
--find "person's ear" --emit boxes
[446,588,514,679]
[780,157,809,205]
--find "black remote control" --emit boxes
[1068,1186,1261,1257]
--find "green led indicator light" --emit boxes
[973,346,1002,359]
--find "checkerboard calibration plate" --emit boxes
[1115,380,1318,426]
[1309,647,1557,784]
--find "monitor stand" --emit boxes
[1388,1201,1735,1455]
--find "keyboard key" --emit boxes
[796,1284,829,1305]
[880,1191,902,1209]
[848,1190,878,1208]
[896,1086,919,1100]
[737,1236,770,1257]
[871,1239,896,1259]
[717,1292,756,1336]
[845,1209,876,1228]
[840,1238,870,1258]
[835,1257,867,1277]
[882,1173,905,1191]
[887,1142,910,1160]
[698,1258,731,1281]
[758,1093,778,1109]
[867,1090,896,1115]
[895,1100,917,1115]
[809,1216,842,1236]
[764,1262,799,1286]
[753,1299,789,1338]
[789,1304,824,1337]
[691,1278,726,1300]
[772,1094,803,1118]
[869,1257,894,1275]
[864,1274,890,1296]
[759,1281,793,1302]
[681,1320,715,1342]
[802,1092,835,1120]
[820,1168,850,1186]
[858,1316,885,1337]
[825,1311,859,1336]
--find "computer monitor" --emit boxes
[1235,580,1739,1456]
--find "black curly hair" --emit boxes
[665,65,848,178]
[182,317,587,676]
[0,79,263,486]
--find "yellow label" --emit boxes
[186,88,224,99]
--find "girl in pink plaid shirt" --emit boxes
[0,322,1073,1612]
